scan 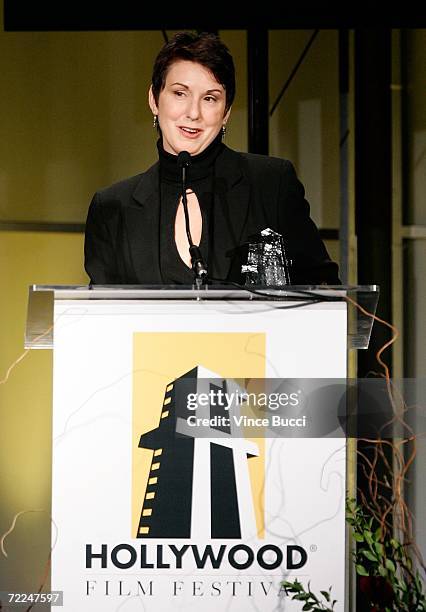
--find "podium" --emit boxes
[26,285,378,612]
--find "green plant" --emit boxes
[346,496,426,611]
[283,496,426,612]
[283,444,426,611]
[281,579,336,611]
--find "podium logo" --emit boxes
[136,367,259,539]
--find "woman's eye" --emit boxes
[174,91,185,97]
[205,96,216,102]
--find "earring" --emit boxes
[153,115,158,129]
[221,124,227,137]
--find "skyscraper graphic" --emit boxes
[137,366,259,539]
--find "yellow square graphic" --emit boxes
[132,332,266,538]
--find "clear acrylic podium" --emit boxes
[25,285,378,350]
[26,285,378,612]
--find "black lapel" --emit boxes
[123,162,162,283]
[211,146,251,280]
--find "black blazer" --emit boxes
[84,145,339,285]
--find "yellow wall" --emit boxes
[269,30,340,230]
[0,232,87,591]
[0,26,248,224]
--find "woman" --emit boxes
[84,31,339,285]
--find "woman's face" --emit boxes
[149,60,230,156]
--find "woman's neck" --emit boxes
[157,132,224,183]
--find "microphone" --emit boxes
[177,151,208,284]
[177,150,191,170]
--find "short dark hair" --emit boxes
[151,31,235,113]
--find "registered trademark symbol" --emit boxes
[310,544,318,552]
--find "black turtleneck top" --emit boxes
[157,132,224,284]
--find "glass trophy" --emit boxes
[241,228,292,286]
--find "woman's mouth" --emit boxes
[178,126,203,138]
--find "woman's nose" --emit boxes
[186,98,201,120]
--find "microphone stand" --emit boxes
[177,151,208,289]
